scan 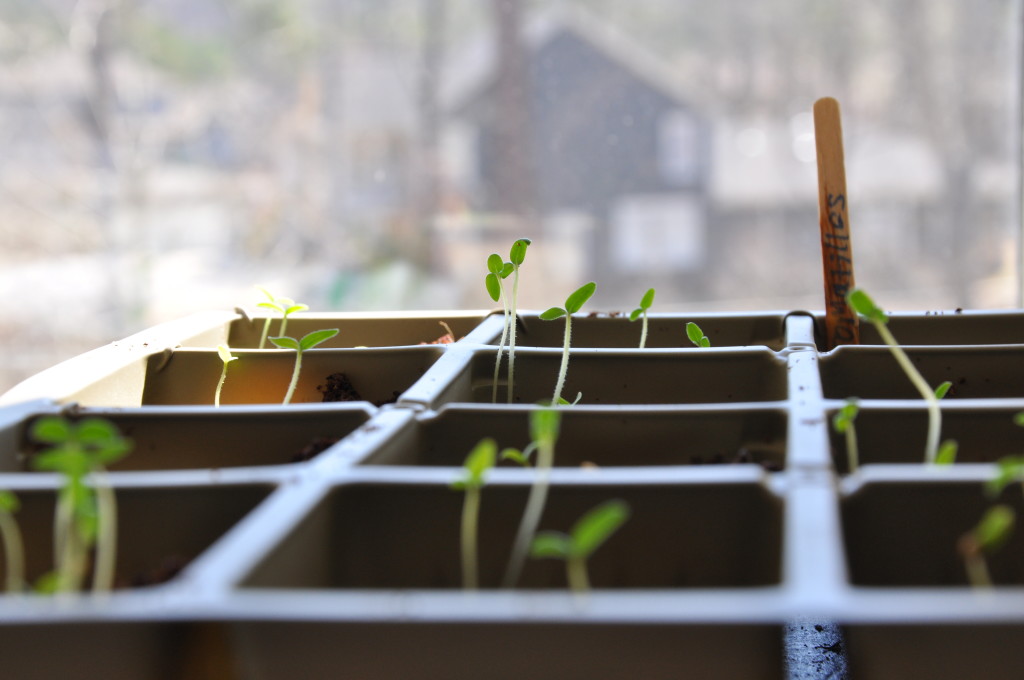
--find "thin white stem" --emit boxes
[282,350,303,404]
[492,289,511,403]
[502,436,554,588]
[567,554,590,593]
[259,318,271,349]
[508,266,520,404]
[461,487,482,590]
[0,510,24,593]
[215,363,229,407]
[874,321,941,463]
[551,314,572,405]
[965,553,994,588]
[91,469,117,593]
[639,311,648,349]
[845,423,859,474]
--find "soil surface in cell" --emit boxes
[318,373,400,407]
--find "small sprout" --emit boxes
[935,381,953,400]
[256,286,309,349]
[486,253,515,403]
[935,439,959,465]
[530,499,630,593]
[503,409,561,588]
[501,442,537,467]
[958,504,1015,588]
[214,344,238,407]
[686,321,710,348]
[847,288,947,464]
[31,416,132,593]
[1015,412,1024,427]
[270,328,340,404]
[832,398,860,473]
[539,282,597,406]
[0,490,25,593]
[987,455,1024,498]
[628,288,655,348]
[451,438,497,590]
[505,239,531,404]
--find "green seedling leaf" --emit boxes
[686,321,710,347]
[628,308,643,322]
[988,455,1024,497]
[935,381,952,400]
[297,328,340,351]
[530,409,561,444]
[640,288,655,310]
[30,417,72,445]
[531,531,571,559]
[935,439,958,465]
[269,336,300,351]
[1014,412,1024,427]
[832,399,859,434]
[459,438,497,489]
[564,282,597,315]
[487,253,504,274]
[539,307,566,321]
[284,302,309,316]
[501,447,532,467]
[509,238,531,265]
[76,418,121,445]
[974,504,1015,554]
[257,300,284,313]
[0,490,19,513]
[485,272,502,302]
[846,289,887,324]
[34,571,59,595]
[570,499,630,559]
[217,344,238,365]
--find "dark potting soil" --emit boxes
[290,436,340,463]
[688,448,783,472]
[318,373,400,407]
[125,554,189,588]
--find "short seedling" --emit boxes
[269,328,340,404]
[502,409,560,588]
[628,288,655,349]
[505,238,531,404]
[256,286,309,349]
[485,253,515,403]
[832,398,861,474]
[451,438,497,590]
[539,282,597,406]
[686,321,710,348]
[30,416,131,594]
[530,499,630,593]
[847,289,956,464]
[957,504,1015,588]
[214,344,238,407]
[0,490,25,593]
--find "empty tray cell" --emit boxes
[841,480,1024,586]
[820,346,1024,399]
[222,313,487,349]
[829,407,1024,472]
[438,349,788,405]
[504,313,788,350]
[10,407,372,472]
[140,347,443,406]
[242,481,783,589]
[233,620,784,680]
[0,484,271,590]
[363,407,787,470]
[820,310,1024,346]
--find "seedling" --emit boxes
[832,398,861,473]
[269,328,340,404]
[451,438,497,590]
[686,321,710,347]
[629,288,655,348]
[256,286,309,349]
[485,253,515,403]
[501,442,537,467]
[958,504,1015,588]
[530,499,630,593]
[30,416,131,593]
[847,289,956,464]
[506,238,531,404]
[0,490,25,593]
[539,282,597,406]
[214,344,238,407]
[502,409,560,588]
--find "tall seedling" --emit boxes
[270,329,340,404]
[506,239,531,403]
[847,289,955,464]
[31,416,131,593]
[451,438,497,590]
[502,409,560,588]
[539,282,597,406]
[256,286,309,349]
[214,344,238,407]
[485,254,514,403]
[0,491,24,593]
[629,288,655,348]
